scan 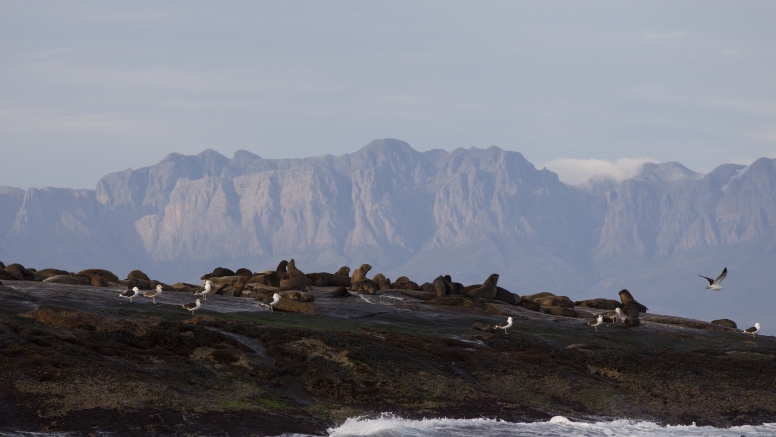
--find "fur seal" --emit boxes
[306,273,329,287]
[235,268,254,277]
[432,276,449,299]
[319,272,351,287]
[711,319,737,329]
[249,260,288,287]
[574,299,623,310]
[36,268,71,277]
[518,298,541,311]
[472,320,495,333]
[42,275,80,285]
[535,295,574,308]
[350,264,372,289]
[287,259,305,279]
[351,279,378,295]
[443,275,464,295]
[522,292,555,302]
[126,270,150,281]
[373,273,387,283]
[543,307,578,318]
[89,275,109,287]
[78,269,119,284]
[494,287,520,305]
[333,286,350,297]
[335,266,351,277]
[420,282,432,292]
[215,276,248,297]
[466,274,499,299]
[280,261,312,291]
[618,289,648,313]
[201,267,236,280]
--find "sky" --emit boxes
[1,1,775,189]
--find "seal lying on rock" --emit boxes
[619,289,648,313]
[711,319,737,329]
[522,292,555,301]
[332,286,350,297]
[43,275,80,285]
[126,270,150,281]
[335,266,350,277]
[535,296,574,308]
[351,280,378,295]
[518,298,541,311]
[306,273,329,287]
[466,274,499,299]
[372,273,392,290]
[249,260,288,287]
[575,298,623,310]
[472,320,495,333]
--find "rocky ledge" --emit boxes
[1,278,775,436]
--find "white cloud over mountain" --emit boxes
[543,157,661,186]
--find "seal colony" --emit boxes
[1,258,775,435]
[0,259,759,339]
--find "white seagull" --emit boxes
[182,299,201,316]
[743,323,761,338]
[119,287,140,303]
[195,279,212,300]
[588,315,604,332]
[143,285,163,304]
[494,317,513,334]
[259,293,281,312]
[699,267,727,290]
[614,308,624,324]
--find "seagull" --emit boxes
[743,323,761,338]
[259,293,281,312]
[182,299,201,316]
[494,317,513,334]
[614,307,624,324]
[194,279,212,300]
[699,267,727,290]
[143,285,163,304]
[588,315,604,332]
[119,287,140,303]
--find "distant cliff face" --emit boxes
[2,139,776,327]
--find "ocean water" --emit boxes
[286,415,776,437]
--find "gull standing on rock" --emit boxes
[588,315,604,332]
[119,287,140,303]
[259,293,281,312]
[195,279,212,300]
[494,317,513,334]
[699,267,727,290]
[143,285,163,304]
[182,299,201,316]
[743,323,761,338]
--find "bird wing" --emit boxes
[713,267,727,286]
[120,289,134,297]
[143,290,156,297]
[744,326,757,333]
[494,322,507,328]
[698,275,714,285]
[182,302,197,309]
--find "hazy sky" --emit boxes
[1,1,775,189]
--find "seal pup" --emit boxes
[182,299,201,316]
[119,287,140,303]
[587,315,604,332]
[194,279,212,300]
[143,284,163,304]
[494,317,513,334]
[699,267,727,290]
[743,323,761,338]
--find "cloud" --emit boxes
[543,157,660,186]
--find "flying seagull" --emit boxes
[587,315,604,332]
[194,279,212,300]
[743,323,761,338]
[182,299,201,316]
[699,267,727,290]
[119,287,140,303]
[143,285,163,304]
[494,317,513,334]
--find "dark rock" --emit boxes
[711,319,737,329]
[398,290,434,300]
[427,297,473,307]
[624,317,640,327]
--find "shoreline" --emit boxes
[1,279,775,435]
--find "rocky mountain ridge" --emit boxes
[1,139,775,329]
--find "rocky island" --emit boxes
[1,260,775,436]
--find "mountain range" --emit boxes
[2,139,774,331]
